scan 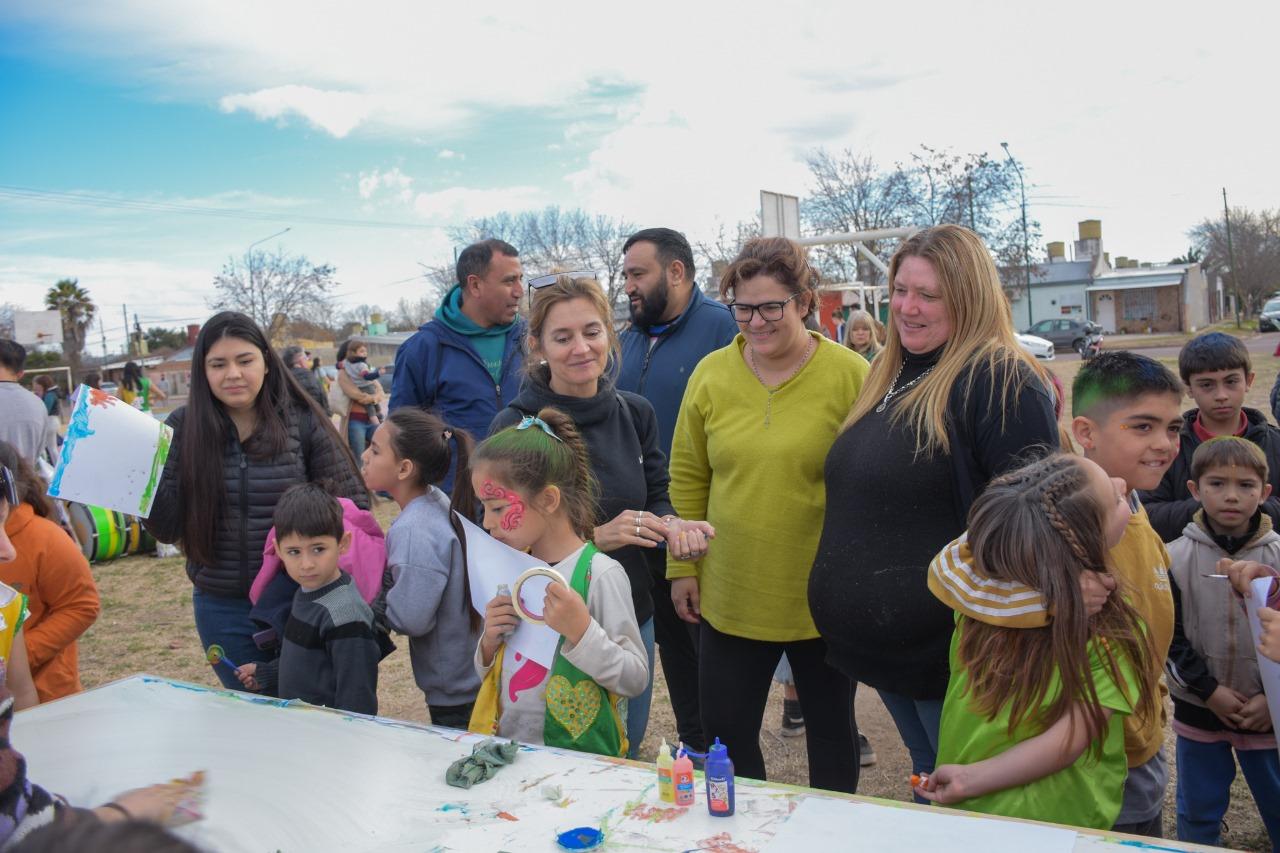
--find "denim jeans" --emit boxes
[877,689,943,802]
[347,419,376,457]
[192,589,270,692]
[1176,736,1280,847]
[625,617,656,759]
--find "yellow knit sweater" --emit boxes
[666,332,868,641]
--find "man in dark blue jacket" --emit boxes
[617,227,737,754]
[389,239,525,489]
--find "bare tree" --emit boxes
[693,220,760,294]
[210,249,337,340]
[450,206,634,305]
[803,149,913,285]
[0,302,19,340]
[1190,207,1280,313]
[801,145,1040,296]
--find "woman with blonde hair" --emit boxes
[808,224,1059,788]
[489,272,711,758]
[842,309,883,362]
[668,237,869,792]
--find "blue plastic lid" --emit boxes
[557,827,604,850]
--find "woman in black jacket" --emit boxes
[145,312,367,689]
[808,225,1059,784]
[489,273,712,757]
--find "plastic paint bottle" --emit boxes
[704,737,735,817]
[673,746,696,807]
[656,739,675,803]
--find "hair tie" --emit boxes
[516,415,563,442]
[442,429,453,442]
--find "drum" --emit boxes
[119,514,143,555]
[65,502,95,562]
[84,505,125,562]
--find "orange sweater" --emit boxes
[1,504,100,701]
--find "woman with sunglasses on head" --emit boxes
[490,272,712,758]
[667,238,869,792]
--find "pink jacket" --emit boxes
[249,498,386,605]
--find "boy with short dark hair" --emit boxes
[1070,351,1183,837]
[236,484,379,716]
[1166,436,1280,847]
[1143,332,1280,542]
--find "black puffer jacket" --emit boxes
[145,404,368,598]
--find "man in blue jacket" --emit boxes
[617,227,737,754]
[389,239,525,489]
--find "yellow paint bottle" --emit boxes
[656,739,675,803]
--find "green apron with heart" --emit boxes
[542,543,628,757]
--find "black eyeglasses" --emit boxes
[0,466,16,508]
[527,270,599,291]
[728,292,801,323]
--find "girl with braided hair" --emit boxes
[918,453,1160,829]
[468,407,648,757]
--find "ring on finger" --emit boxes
[635,524,642,537]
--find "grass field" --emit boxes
[71,352,1280,851]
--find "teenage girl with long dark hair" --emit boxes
[145,311,368,689]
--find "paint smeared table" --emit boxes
[13,676,1223,852]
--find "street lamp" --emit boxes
[1000,142,1032,331]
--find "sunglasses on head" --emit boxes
[0,466,16,508]
[527,270,599,291]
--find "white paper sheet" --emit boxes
[765,795,1077,853]
[457,514,560,669]
[1245,576,1280,741]
[46,385,173,517]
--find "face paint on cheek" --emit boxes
[481,480,526,531]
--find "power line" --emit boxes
[0,185,434,231]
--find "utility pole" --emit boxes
[121,304,130,356]
[1001,142,1032,330]
[1223,188,1241,328]
[99,316,107,359]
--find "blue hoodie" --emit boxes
[617,287,738,461]
[389,294,525,489]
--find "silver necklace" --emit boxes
[748,336,816,428]
[876,358,935,413]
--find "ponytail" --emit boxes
[385,409,475,520]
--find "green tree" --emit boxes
[44,279,95,380]
[144,326,187,353]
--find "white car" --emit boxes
[1016,333,1055,361]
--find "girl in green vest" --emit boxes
[468,406,648,757]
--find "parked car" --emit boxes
[100,381,119,396]
[1259,298,1280,332]
[1016,333,1055,361]
[1023,318,1103,350]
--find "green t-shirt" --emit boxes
[935,619,1137,830]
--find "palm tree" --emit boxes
[45,279,96,380]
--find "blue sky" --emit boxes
[2,1,1276,351]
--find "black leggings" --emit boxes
[698,619,858,794]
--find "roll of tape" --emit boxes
[512,566,567,625]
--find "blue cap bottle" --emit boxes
[704,737,735,817]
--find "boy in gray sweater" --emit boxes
[237,484,379,716]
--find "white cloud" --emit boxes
[437,149,464,161]
[358,167,414,202]
[411,186,543,222]
[220,85,376,138]
[6,0,1280,269]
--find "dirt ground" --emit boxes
[73,352,1278,851]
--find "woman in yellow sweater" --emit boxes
[667,237,868,792]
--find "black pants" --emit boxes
[429,702,475,730]
[651,569,706,752]
[698,619,858,794]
